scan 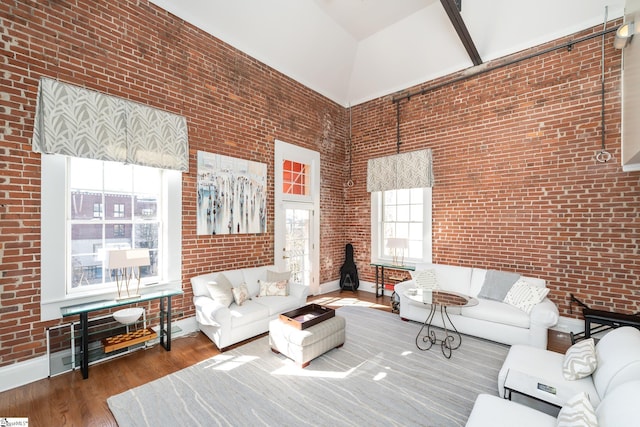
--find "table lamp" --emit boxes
[107,248,150,301]
[386,238,408,266]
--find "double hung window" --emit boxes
[371,188,432,264]
[68,157,162,294]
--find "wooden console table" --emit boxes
[60,289,183,379]
[370,262,415,297]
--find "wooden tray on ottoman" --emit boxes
[279,304,335,330]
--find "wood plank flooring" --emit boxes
[0,290,572,426]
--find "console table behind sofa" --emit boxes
[61,289,183,379]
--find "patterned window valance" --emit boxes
[366,148,434,192]
[32,78,189,172]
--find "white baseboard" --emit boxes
[318,279,395,297]
[0,355,49,394]
[553,316,584,335]
[318,279,340,294]
[0,316,199,394]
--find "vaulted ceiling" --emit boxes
[149,0,624,107]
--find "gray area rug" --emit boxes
[108,306,509,426]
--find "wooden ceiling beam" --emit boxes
[440,0,483,66]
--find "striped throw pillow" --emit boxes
[503,279,549,313]
[556,392,598,426]
[563,338,597,380]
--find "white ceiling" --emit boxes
[149,0,624,107]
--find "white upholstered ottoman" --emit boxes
[269,315,346,367]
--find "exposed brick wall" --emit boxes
[1,0,638,376]
[0,0,346,368]
[348,24,640,319]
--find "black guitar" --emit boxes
[339,243,359,291]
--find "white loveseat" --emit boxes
[191,265,309,350]
[468,327,640,426]
[394,263,559,348]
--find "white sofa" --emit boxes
[394,263,559,348]
[466,380,640,427]
[498,326,640,407]
[468,327,640,426]
[191,265,309,350]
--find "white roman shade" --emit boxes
[367,148,434,192]
[32,77,188,171]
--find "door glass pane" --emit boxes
[70,224,103,287]
[285,207,311,287]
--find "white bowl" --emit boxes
[113,307,144,325]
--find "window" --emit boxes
[371,188,432,264]
[112,224,125,238]
[68,157,160,294]
[93,203,103,218]
[282,160,308,196]
[113,203,125,218]
[40,154,183,321]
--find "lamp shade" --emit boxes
[106,248,150,269]
[386,238,409,249]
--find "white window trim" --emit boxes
[40,154,183,321]
[370,188,433,265]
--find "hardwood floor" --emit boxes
[0,290,572,426]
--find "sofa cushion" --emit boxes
[592,326,640,400]
[206,280,234,307]
[190,272,217,297]
[478,269,521,301]
[504,279,550,314]
[224,269,246,287]
[229,300,270,328]
[556,392,597,427]
[563,338,597,381]
[596,380,640,426]
[259,295,302,316]
[267,270,291,282]
[242,266,269,297]
[462,299,531,328]
[430,264,473,295]
[466,394,556,427]
[469,268,488,296]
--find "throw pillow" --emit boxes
[258,280,288,296]
[410,269,439,290]
[206,280,234,307]
[232,283,250,306]
[477,269,521,301]
[503,279,550,314]
[556,392,598,427]
[215,272,234,290]
[267,270,291,282]
[266,270,290,294]
[562,338,597,380]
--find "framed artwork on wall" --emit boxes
[196,151,267,235]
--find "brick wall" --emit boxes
[1,0,638,374]
[348,24,640,319]
[0,0,346,368]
